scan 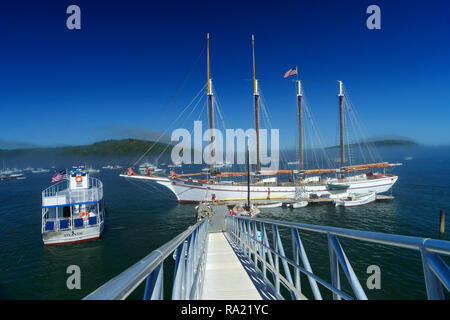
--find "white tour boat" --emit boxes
[41,167,105,245]
[332,192,376,207]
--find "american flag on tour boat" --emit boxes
[52,169,68,183]
[283,66,298,78]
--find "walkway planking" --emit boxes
[201,232,262,300]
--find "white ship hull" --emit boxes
[43,222,104,246]
[121,174,398,204]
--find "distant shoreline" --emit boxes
[325,139,418,150]
[0,139,172,157]
[0,138,421,157]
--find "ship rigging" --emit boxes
[120,34,401,203]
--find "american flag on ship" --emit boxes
[51,169,68,183]
[284,66,298,79]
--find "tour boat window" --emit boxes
[62,206,71,218]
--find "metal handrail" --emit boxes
[84,218,208,300]
[225,216,450,300]
[85,213,450,300]
[42,177,103,209]
[42,180,69,198]
[41,214,104,233]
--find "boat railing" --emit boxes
[84,218,209,300]
[225,216,450,300]
[41,211,104,234]
[42,178,103,205]
[42,180,69,198]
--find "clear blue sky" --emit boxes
[1,0,449,149]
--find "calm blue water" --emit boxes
[0,146,449,299]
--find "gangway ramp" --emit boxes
[84,209,450,300]
[202,232,264,299]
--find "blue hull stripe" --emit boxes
[42,200,99,208]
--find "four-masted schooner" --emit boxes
[121,34,400,203]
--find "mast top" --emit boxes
[338,80,344,97]
[252,34,258,96]
[207,33,212,96]
[297,80,302,97]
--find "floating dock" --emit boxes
[199,194,394,207]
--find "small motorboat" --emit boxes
[0,173,26,181]
[287,201,308,208]
[333,192,376,207]
[232,203,260,217]
[86,166,100,174]
[102,165,122,170]
[257,202,283,209]
[138,162,157,174]
[10,173,26,180]
[327,183,350,191]
[32,168,50,173]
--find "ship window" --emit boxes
[47,207,57,219]
[62,206,71,218]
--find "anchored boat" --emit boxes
[287,201,308,208]
[232,203,260,217]
[327,183,350,190]
[86,165,100,174]
[121,34,401,204]
[257,202,283,209]
[333,192,376,207]
[41,167,105,245]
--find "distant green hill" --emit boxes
[326,139,418,150]
[0,139,173,156]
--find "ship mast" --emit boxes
[246,144,251,210]
[207,33,214,177]
[252,35,260,178]
[296,80,303,172]
[338,80,344,177]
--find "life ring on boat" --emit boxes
[75,175,83,183]
[79,211,90,221]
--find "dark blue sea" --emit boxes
[0,146,449,299]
